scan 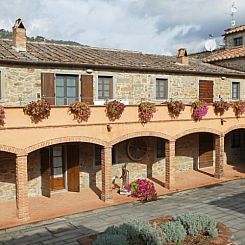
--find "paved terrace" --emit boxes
[0,178,244,245]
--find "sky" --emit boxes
[1,0,245,55]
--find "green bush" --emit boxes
[160,221,186,243]
[93,233,127,245]
[176,212,218,237]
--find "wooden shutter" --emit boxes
[163,79,168,99]
[40,147,51,197]
[199,133,214,168]
[41,73,55,105]
[109,77,113,99]
[67,143,80,192]
[81,75,93,104]
[199,80,213,103]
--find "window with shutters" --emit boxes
[156,78,168,99]
[55,75,79,105]
[232,82,240,100]
[98,76,113,100]
[156,138,165,159]
[232,130,240,148]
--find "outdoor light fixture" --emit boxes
[221,118,226,125]
[107,124,112,132]
[86,69,93,74]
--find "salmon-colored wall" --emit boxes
[1,104,245,154]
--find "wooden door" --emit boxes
[41,73,55,105]
[67,143,80,192]
[51,145,65,190]
[81,75,93,105]
[40,147,51,197]
[199,133,214,168]
[199,80,213,103]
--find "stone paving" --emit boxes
[0,179,244,245]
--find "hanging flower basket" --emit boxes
[23,99,51,123]
[105,100,126,121]
[68,101,91,122]
[232,100,245,117]
[191,100,208,121]
[138,102,156,124]
[0,106,5,126]
[127,178,157,202]
[213,99,230,116]
[167,100,185,118]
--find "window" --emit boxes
[156,78,168,99]
[232,82,240,100]
[56,75,79,105]
[232,130,240,148]
[156,138,165,159]
[94,145,101,166]
[234,37,243,47]
[98,76,113,100]
[52,145,63,178]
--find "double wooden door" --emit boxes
[199,133,214,168]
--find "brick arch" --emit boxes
[224,124,245,135]
[0,144,25,155]
[174,128,221,140]
[110,131,174,145]
[25,136,110,153]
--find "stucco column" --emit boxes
[214,135,224,178]
[16,154,29,220]
[165,140,176,189]
[101,146,113,202]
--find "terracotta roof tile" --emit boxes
[0,39,244,76]
[224,25,245,35]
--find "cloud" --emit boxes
[0,0,245,55]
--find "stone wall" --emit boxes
[0,66,244,106]
[213,58,245,72]
[225,32,245,48]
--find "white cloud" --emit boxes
[0,0,245,55]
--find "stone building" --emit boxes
[0,19,245,223]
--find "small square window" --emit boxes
[98,76,113,100]
[234,37,243,47]
[232,82,240,100]
[156,79,168,100]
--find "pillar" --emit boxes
[165,140,176,189]
[214,134,224,178]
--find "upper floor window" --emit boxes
[98,76,113,100]
[232,82,240,100]
[156,78,168,100]
[233,37,243,47]
[156,138,165,159]
[56,75,79,105]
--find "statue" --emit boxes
[120,163,130,194]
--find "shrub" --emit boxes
[105,100,126,121]
[128,179,157,202]
[160,220,186,243]
[93,233,127,245]
[176,212,218,238]
[0,106,5,126]
[191,100,208,121]
[213,99,230,116]
[23,99,51,123]
[232,100,245,117]
[167,100,185,118]
[138,102,156,124]
[68,101,91,122]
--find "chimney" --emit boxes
[177,48,189,65]
[12,18,26,52]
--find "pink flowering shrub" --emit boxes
[213,99,230,116]
[0,106,5,126]
[167,100,185,118]
[232,100,245,117]
[191,100,208,121]
[68,101,91,123]
[138,102,156,124]
[23,99,51,123]
[105,100,126,121]
[127,178,157,202]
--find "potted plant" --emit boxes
[138,102,156,124]
[68,101,91,122]
[167,99,185,118]
[213,99,230,116]
[23,99,51,123]
[191,100,208,121]
[105,100,126,121]
[232,100,245,117]
[0,106,5,126]
[127,178,157,202]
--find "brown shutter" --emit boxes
[199,133,214,168]
[40,147,51,197]
[81,75,93,105]
[199,80,213,103]
[41,73,55,105]
[109,77,113,99]
[164,79,168,99]
[67,143,80,192]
